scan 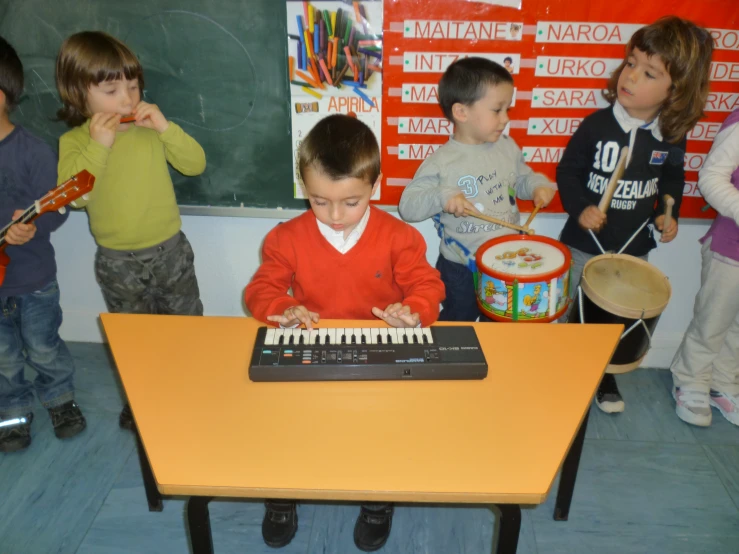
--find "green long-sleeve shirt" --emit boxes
[58,121,205,250]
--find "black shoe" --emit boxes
[48,401,87,439]
[262,500,297,548]
[0,412,34,453]
[119,404,134,431]
[596,373,625,414]
[354,504,394,552]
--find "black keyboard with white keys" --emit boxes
[249,326,488,382]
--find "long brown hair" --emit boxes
[604,16,713,143]
[56,31,144,127]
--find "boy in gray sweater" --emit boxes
[399,57,557,321]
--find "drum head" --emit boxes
[581,254,671,319]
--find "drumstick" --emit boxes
[597,146,629,213]
[464,209,535,235]
[663,194,675,229]
[523,205,541,230]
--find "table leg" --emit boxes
[187,496,214,554]
[492,504,521,554]
[553,407,590,521]
[134,429,163,512]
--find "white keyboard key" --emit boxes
[274,329,285,345]
[369,328,377,344]
[291,328,302,345]
[319,328,329,345]
[300,329,310,345]
[309,330,319,345]
[328,328,337,345]
[422,328,433,344]
[388,328,398,344]
[265,328,276,346]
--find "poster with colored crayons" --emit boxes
[287,0,383,199]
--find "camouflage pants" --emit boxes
[94,231,203,316]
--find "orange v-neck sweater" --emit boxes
[245,206,445,326]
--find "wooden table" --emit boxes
[101,314,622,554]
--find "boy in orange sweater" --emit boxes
[244,114,444,551]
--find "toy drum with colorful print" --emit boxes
[475,236,572,322]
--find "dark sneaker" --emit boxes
[119,403,134,431]
[48,401,87,439]
[354,504,394,552]
[0,413,34,453]
[596,373,625,413]
[262,500,298,548]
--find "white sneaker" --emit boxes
[710,390,739,426]
[672,387,712,427]
[596,374,624,413]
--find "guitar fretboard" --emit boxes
[0,205,37,249]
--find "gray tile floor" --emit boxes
[1,342,737,554]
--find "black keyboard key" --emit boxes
[351,335,357,344]
[377,334,383,344]
[403,334,409,344]
[341,334,346,344]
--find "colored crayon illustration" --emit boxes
[477,273,570,321]
[287,1,383,199]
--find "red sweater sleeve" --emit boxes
[391,224,445,326]
[244,224,301,324]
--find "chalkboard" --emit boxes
[0,0,309,211]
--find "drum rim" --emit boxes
[476,235,572,284]
[580,254,672,319]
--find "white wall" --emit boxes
[52,210,710,369]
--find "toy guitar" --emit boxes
[0,170,95,287]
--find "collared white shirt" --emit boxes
[613,101,663,168]
[315,206,371,253]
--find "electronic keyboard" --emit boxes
[249,326,488,382]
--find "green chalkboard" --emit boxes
[0,0,309,211]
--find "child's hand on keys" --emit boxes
[655,214,678,243]
[533,186,556,208]
[131,101,170,133]
[89,113,121,148]
[444,193,479,217]
[267,305,320,329]
[578,205,607,231]
[5,210,36,245]
[372,303,421,328]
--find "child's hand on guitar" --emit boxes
[6,210,37,245]
[267,305,320,329]
[655,214,678,243]
[372,303,421,328]
[89,113,121,148]
[578,205,607,232]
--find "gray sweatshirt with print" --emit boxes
[398,136,556,269]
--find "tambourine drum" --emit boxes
[475,235,572,322]
[569,254,671,373]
